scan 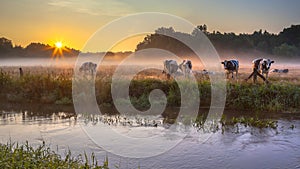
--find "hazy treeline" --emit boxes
[0,37,133,60]
[136,24,300,58]
[0,39,80,58]
[1,25,299,59]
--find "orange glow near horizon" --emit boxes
[50,40,70,59]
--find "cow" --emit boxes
[179,60,192,78]
[260,59,275,79]
[245,58,274,83]
[200,69,215,75]
[79,62,97,75]
[272,69,288,73]
[162,60,178,79]
[221,59,239,79]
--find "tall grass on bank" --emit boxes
[0,72,72,104]
[0,141,108,169]
[0,70,299,112]
[226,83,300,112]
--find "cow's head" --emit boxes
[221,60,226,67]
[261,59,274,70]
[221,60,233,69]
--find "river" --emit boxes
[0,106,299,169]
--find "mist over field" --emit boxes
[1,25,300,71]
[1,52,299,71]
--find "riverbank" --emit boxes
[1,66,300,113]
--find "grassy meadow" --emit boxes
[0,66,299,113]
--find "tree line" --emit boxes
[136,24,300,58]
[0,39,79,58]
[1,24,299,58]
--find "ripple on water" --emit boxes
[0,110,300,168]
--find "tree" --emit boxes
[0,37,13,54]
[278,25,300,47]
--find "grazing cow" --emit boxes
[79,62,97,75]
[245,58,272,83]
[260,59,275,79]
[162,60,178,79]
[179,60,192,78]
[221,59,239,79]
[272,69,289,73]
[200,69,215,75]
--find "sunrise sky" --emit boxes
[1,0,299,52]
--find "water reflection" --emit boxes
[0,105,299,168]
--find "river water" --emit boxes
[0,108,299,169]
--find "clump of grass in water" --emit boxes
[192,114,278,134]
[0,141,108,169]
[220,115,278,129]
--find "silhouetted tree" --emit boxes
[0,37,13,54]
[136,24,300,58]
[136,27,195,56]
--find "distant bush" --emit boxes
[273,43,299,57]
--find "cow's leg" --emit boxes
[236,70,238,80]
[253,74,257,83]
[257,72,266,82]
[253,70,258,83]
[91,70,94,76]
[245,71,254,81]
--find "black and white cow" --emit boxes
[245,58,274,83]
[79,62,97,75]
[245,58,265,83]
[200,69,215,75]
[221,59,239,79]
[272,69,288,73]
[179,60,192,78]
[162,60,179,79]
[260,59,275,79]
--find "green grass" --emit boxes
[0,141,108,169]
[0,68,299,112]
[226,82,300,111]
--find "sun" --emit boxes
[55,41,63,49]
[50,40,70,59]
